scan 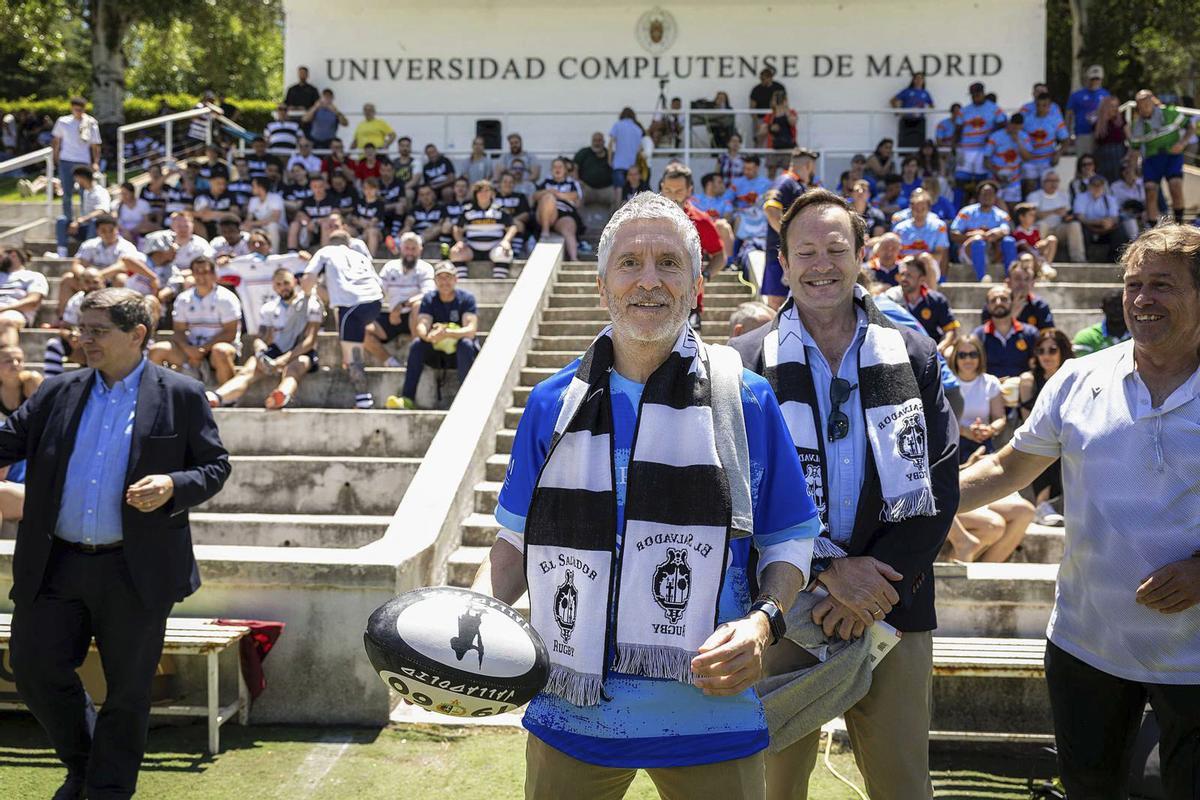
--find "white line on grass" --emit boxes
[288,732,356,797]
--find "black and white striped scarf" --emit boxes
[763,286,937,557]
[524,325,748,707]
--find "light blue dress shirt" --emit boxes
[802,309,868,545]
[55,359,147,545]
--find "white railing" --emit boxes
[0,147,55,219]
[116,104,251,185]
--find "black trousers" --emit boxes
[10,542,171,800]
[1045,641,1200,799]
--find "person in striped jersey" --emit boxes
[264,103,302,156]
[206,267,325,409]
[450,180,517,279]
[495,171,533,255]
[150,256,243,384]
[534,158,583,260]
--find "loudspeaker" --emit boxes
[476,119,502,150]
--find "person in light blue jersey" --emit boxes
[951,180,1017,280]
[1019,82,1064,124]
[954,83,1006,208]
[1021,93,1069,196]
[472,191,817,799]
[984,114,1032,205]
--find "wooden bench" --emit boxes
[0,614,251,754]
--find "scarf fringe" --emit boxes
[613,643,697,684]
[880,487,939,523]
[812,536,849,559]
[543,664,605,707]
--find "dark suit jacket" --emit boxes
[729,323,959,632]
[0,362,231,608]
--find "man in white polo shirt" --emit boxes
[50,97,101,223]
[959,223,1200,800]
[151,256,243,384]
[364,231,434,367]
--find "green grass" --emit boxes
[0,714,1050,799]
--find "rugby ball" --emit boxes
[364,586,549,718]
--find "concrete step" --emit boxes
[556,270,747,285]
[513,385,532,406]
[1009,525,1064,564]
[196,455,419,515]
[461,511,501,548]
[941,260,1122,284]
[939,282,1119,310]
[495,428,516,454]
[934,562,1057,638]
[230,365,459,410]
[539,307,739,323]
[474,480,503,514]
[524,350,581,369]
[503,407,524,429]
[448,543,493,586]
[530,334,730,351]
[520,367,560,386]
[485,453,510,483]
[189,511,391,548]
[931,642,1053,736]
[952,309,1094,338]
[212,407,444,457]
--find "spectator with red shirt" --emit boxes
[1011,203,1058,265]
[322,138,356,180]
[353,143,386,183]
[659,163,724,330]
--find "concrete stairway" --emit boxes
[447,262,755,592]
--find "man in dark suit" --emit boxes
[729,190,957,800]
[0,288,231,800]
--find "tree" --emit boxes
[0,0,90,98]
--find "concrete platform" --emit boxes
[212,408,444,457]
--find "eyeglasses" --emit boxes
[827,377,856,442]
[957,351,981,359]
[1035,346,1059,354]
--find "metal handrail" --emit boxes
[117,104,250,185]
[0,146,55,217]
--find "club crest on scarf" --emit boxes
[802,460,827,523]
[897,413,927,469]
[652,548,692,625]
[554,570,578,643]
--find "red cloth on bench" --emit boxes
[215,619,285,700]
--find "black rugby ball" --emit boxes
[364,586,549,717]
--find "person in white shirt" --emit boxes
[0,247,49,347]
[960,223,1200,799]
[42,266,105,377]
[206,267,325,409]
[286,137,323,176]
[210,218,252,260]
[1072,174,1127,261]
[1026,170,1084,262]
[121,229,187,310]
[59,214,137,319]
[365,232,435,366]
[1109,158,1146,242]
[243,177,286,253]
[151,256,243,384]
[50,97,101,222]
[112,182,154,243]
[167,211,215,271]
[301,231,383,409]
[218,229,309,336]
[54,167,111,258]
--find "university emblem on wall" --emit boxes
[652,548,691,623]
[635,7,678,55]
[554,569,578,642]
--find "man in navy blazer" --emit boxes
[0,288,230,800]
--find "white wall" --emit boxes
[283,0,1046,159]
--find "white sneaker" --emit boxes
[43,250,60,259]
[56,247,68,258]
[385,356,402,368]
[980,274,993,284]
[1035,501,1064,527]
[17,179,33,197]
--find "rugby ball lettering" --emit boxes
[364,586,549,717]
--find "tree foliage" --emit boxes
[0,0,283,104]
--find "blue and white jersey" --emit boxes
[893,87,934,109]
[1020,100,1064,127]
[959,101,1006,150]
[935,116,957,145]
[1022,112,1069,165]
[496,364,819,768]
[690,192,734,219]
[951,203,1012,235]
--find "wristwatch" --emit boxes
[750,596,786,646]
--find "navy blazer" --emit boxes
[0,362,231,608]
[729,322,959,632]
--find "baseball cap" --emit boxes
[433,261,457,277]
[969,82,985,94]
[142,230,176,254]
[1086,65,1104,80]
